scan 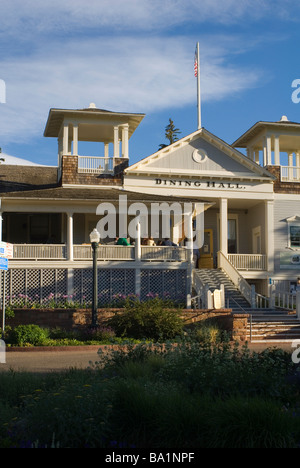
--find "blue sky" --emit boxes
[1,0,300,167]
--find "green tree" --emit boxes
[159,118,181,149]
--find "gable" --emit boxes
[127,129,274,181]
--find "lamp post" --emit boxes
[90,228,100,328]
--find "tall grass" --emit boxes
[1,341,300,448]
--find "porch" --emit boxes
[12,244,189,262]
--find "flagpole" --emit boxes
[196,42,201,129]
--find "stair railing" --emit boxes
[192,270,207,308]
[254,292,270,309]
[218,251,253,307]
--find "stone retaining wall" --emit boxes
[3,308,250,341]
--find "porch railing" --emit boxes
[12,244,188,262]
[78,156,114,174]
[228,254,267,271]
[74,245,135,260]
[13,244,66,260]
[141,246,188,262]
[281,166,300,182]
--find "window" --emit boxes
[290,225,300,247]
[228,219,237,253]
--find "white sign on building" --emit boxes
[0,242,13,259]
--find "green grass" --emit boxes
[1,341,300,448]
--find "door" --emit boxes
[199,229,214,268]
[252,226,261,254]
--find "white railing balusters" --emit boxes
[78,156,114,174]
[12,244,188,262]
[281,166,300,182]
[228,254,267,271]
[13,244,66,259]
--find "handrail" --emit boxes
[228,295,248,314]
[192,270,207,308]
[218,251,252,306]
[255,292,270,309]
[274,292,297,310]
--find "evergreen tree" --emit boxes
[159,118,181,149]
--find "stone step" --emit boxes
[247,320,300,341]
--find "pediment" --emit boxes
[126,128,274,181]
[286,216,300,223]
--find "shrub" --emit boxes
[7,324,49,347]
[79,325,116,342]
[206,396,300,448]
[187,319,231,344]
[107,297,184,341]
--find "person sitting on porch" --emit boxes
[162,238,177,246]
[116,237,130,246]
[146,237,156,246]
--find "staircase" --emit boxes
[194,268,251,311]
[194,268,300,342]
[248,310,300,342]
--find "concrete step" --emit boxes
[247,318,300,341]
[194,268,250,309]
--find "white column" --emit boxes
[67,212,74,261]
[135,219,142,298]
[288,152,294,181]
[186,210,194,309]
[73,124,78,155]
[63,123,69,155]
[263,138,267,166]
[266,135,272,165]
[220,198,228,256]
[104,143,109,158]
[104,143,110,172]
[247,147,254,161]
[67,268,74,298]
[264,200,274,273]
[274,135,280,165]
[254,150,260,165]
[122,124,129,159]
[135,219,141,261]
[114,126,120,158]
[296,152,300,180]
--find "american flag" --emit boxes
[194,48,198,77]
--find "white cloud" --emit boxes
[0,0,296,38]
[0,35,262,144]
[2,0,291,146]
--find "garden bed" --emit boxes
[1,297,247,347]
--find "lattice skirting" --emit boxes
[0,267,188,306]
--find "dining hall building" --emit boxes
[0,104,300,310]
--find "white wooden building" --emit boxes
[1,104,300,309]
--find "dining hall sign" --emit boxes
[154,178,246,190]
